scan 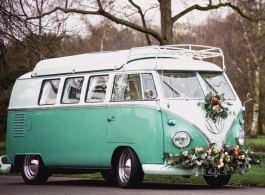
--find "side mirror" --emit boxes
[242,93,252,111]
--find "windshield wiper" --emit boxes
[204,79,218,94]
[163,80,188,98]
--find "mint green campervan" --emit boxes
[0,45,250,188]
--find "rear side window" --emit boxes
[111,74,142,101]
[62,77,84,104]
[86,75,109,102]
[39,79,60,105]
[111,73,157,101]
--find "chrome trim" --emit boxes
[161,108,211,144]
[236,130,245,146]
[172,131,192,148]
[8,102,158,112]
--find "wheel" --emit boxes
[116,148,144,188]
[203,175,231,187]
[100,170,117,184]
[21,155,49,185]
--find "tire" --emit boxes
[203,175,231,188]
[21,155,49,185]
[101,170,117,184]
[116,148,144,189]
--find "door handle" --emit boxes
[107,116,115,122]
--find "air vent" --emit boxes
[13,113,26,137]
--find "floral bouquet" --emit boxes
[197,92,234,123]
[164,143,262,175]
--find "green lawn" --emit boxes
[0,138,265,187]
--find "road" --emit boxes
[0,176,264,195]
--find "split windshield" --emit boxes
[200,73,236,99]
[158,71,235,99]
[159,71,204,98]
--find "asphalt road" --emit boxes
[0,176,264,195]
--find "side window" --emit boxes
[86,75,109,102]
[39,79,60,105]
[142,73,157,99]
[62,77,84,104]
[111,74,143,101]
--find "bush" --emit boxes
[0,87,11,141]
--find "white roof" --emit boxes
[123,58,222,72]
[31,44,225,77]
[32,50,130,77]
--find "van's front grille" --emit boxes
[13,113,26,137]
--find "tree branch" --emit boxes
[24,4,163,44]
[172,2,263,24]
[128,0,151,45]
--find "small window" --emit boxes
[86,75,109,102]
[111,74,143,101]
[142,73,157,99]
[62,77,84,104]
[39,79,60,105]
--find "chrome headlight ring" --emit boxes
[236,130,245,146]
[172,131,191,148]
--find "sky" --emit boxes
[64,0,228,36]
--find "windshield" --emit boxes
[200,73,236,99]
[158,71,204,98]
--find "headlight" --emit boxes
[236,130,245,146]
[172,131,191,148]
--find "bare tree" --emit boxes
[181,1,265,137]
[10,0,262,45]
[205,1,265,138]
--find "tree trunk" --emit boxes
[258,105,264,135]
[159,0,173,45]
[249,66,260,138]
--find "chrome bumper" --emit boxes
[0,155,12,173]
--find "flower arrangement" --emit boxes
[197,92,234,123]
[164,143,263,175]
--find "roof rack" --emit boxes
[124,44,225,70]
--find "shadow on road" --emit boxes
[45,178,236,190]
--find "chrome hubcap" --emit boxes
[23,155,40,179]
[118,152,131,183]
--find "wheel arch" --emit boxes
[111,146,142,169]
[14,154,44,169]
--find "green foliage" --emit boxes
[246,136,265,152]
[198,92,234,123]
[0,88,11,140]
[0,65,31,140]
[164,143,263,176]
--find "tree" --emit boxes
[221,1,265,138]
[180,1,265,138]
[12,0,262,45]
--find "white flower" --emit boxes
[182,151,188,156]
[195,160,202,166]
[201,153,207,159]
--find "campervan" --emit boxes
[0,45,249,188]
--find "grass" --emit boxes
[0,141,5,157]
[1,138,265,187]
[246,136,265,152]
[0,141,5,150]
